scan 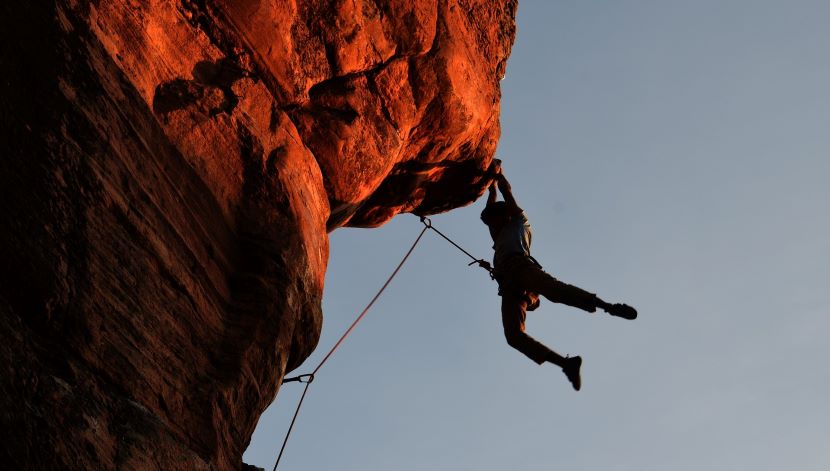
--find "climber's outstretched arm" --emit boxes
[487,180,498,205]
[496,172,523,216]
[485,159,501,206]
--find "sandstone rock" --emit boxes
[0,0,516,469]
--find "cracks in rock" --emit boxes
[288,1,448,228]
[314,104,360,125]
[268,104,280,133]
[303,0,442,109]
[171,0,475,231]
[430,0,443,58]
[176,0,292,106]
[174,0,327,202]
[148,2,263,123]
[191,58,249,111]
[367,73,398,135]
[177,1,251,70]
[306,49,394,98]
[152,58,249,119]
[322,40,339,78]
[296,49,412,139]
[235,121,266,202]
[152,79,205,116]
[174,0,439,167]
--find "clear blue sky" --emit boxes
[244,1,830,469]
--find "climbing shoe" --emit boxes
[562,356,582,391]
[608,303,637,320]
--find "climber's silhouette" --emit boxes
[480,162,637,390]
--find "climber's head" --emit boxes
[481,201,509,230]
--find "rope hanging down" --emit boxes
[272,216,491,471]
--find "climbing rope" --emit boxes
[272,216,491,470]
[418,216,494,276]
[273,223,428,470]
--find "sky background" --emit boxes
[244,1,830,469]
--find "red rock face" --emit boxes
[0,1,515,469]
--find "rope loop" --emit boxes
[419,216,432,228]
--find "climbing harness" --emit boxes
[272,215,491,471]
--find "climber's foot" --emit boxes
[607,303,637,320]
[562,356,582,391]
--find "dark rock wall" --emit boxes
[0,1,516,469]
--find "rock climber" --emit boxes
[479,161,637,390]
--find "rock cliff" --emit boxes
[0,1,516,469]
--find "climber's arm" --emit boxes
[485,158,501,205]
[496,173,523,216]
[487,180,498,205]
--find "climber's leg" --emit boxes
[513,259,638,320]
[501,293,565,366]
[514,260,600,313]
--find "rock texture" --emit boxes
[0,0,515,469]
